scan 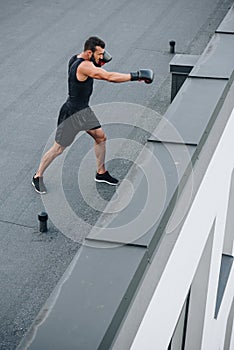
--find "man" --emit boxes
[32,36,153,194]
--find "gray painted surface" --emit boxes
[17,243,148,350]
[170,54,199,74]
[190,33,234,79]
[169,54,199,101]
[149,78,228,145]
[1,0,233,349]
[87,142,196,247]
[216,3,234,33]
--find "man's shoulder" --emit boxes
[77,59,95,73]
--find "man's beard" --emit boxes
[90,53,101,67]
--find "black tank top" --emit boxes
[66,56,93,111]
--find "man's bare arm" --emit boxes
[78,61,131,83]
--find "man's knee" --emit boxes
[56,146,64,156]
[96,133,107,144]
[87,128,107,143]
[53,143,65,156]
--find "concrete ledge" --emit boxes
[190,33,234,79]
[17,243,148,350]
[149,77,229,145]
[216,4,234,34]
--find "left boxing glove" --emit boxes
[130,69,154,84]
[98,50,112,66]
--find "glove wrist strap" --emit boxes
[130,72,139,81]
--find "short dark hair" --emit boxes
[84,36,105,52]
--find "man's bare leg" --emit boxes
[86,128,106,174]
[35,142,66,178]
[32,142,66,194]
[87,128,119,185]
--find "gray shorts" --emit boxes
[55,104,101,147]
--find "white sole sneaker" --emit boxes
[94,178,119,186]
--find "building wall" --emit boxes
[130,93,234,350]
[122,6,234,349]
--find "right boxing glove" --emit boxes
[91,50,112,67]
[101,50,112,65]
[130,69,154,84]
[99,50,112,66]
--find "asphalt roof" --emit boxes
[0,0,234,349]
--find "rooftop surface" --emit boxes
[0,0,233,349]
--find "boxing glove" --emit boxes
[130,69,154,84]
[98,50,112,66]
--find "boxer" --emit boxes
[32,36,154,194]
